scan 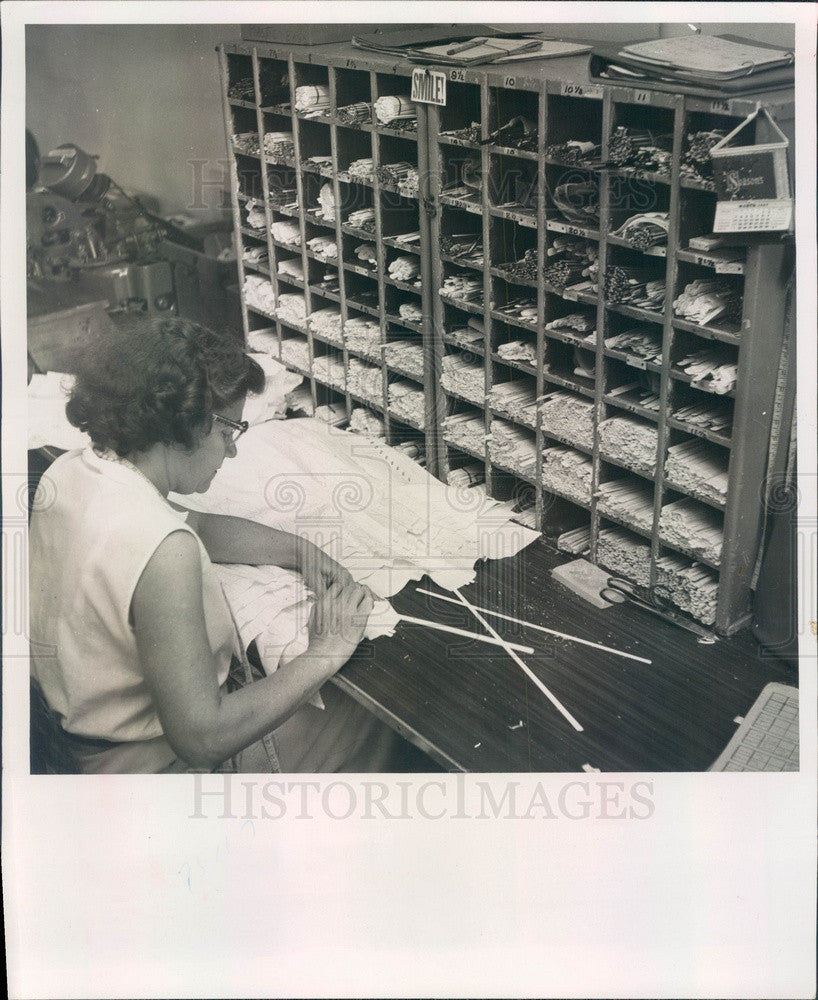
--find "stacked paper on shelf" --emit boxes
[597,528,652,587]
[307,307,343,344]
[316,182,335,221]
[539,391,595,449]
[312,355,346,390]
[343,317,382,357]
[276,258,303,280]
[659,499,723,564]
[656,555,719,625]
[489,380,538,427]
[441,273,483,302]
[610,212,669,250]
[263,132,295,160]
[557,525,592,556]
[497,339,537,365]
[597,479,655,533]
[446,325,484,349]
[398,301,423,323]
[489,419,537,477]
[305,154,332,170]
[598,415,658,474]
[270,220,301,245]
[348,157,376,179]
[494,296,538,325]
[285,385,314,416]
[546,312,595,336]
[244,199,267,228]
[447,464,485,488]
[388,380,426,428]
[676,348,738,394]
[294,84,331,115]
[243,274,276,314]
[442,412,485,453]
[388,255,420,283]
[276,293,308,327]
[384,341,424,379]
[349,407,387,438]
[604,325,662,362]
[306,235,338,260]
[280,336,311,371]
[672,400,732,435]
[673,279,742,327]
[541,446,593,504]
[665,439,728,505]
[374,95,418,125]
[313,402,347,427]
[347,358,384,402]
[336,102,372,126]
[346,207,376,231]
[441,354,485,404]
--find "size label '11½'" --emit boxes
[411,67,447,106]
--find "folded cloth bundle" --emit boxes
[672,279,742,327]
[346,358,384,402]
[442,411,485,453]
[316,183,335,221]
[336,102,373,125]
[374,95,418,125]
[388,255,420,283]
[398,301,423,323]
[312,355,346,391]
[349,407,386,438]
[546,312,596,337]
[488,380,538,428]
[270,220,301,245]
[263,131,295,160]
[348,157,376,180]
[294,84,331,115]
[598,414,658,475]
[497,339,537,365]
[244,199,267,228]
[280,336,311,371]
[610,212,669,251]
[307,307,343,344]
[539,390,595,449]
[276,293,308,327]
[541,446,593,503]
[306,235,338,260]
[388,379,426,428]
[343,317,382,357]
[276,258,303,280]
[446,325,484,349]
[243,274,276,314]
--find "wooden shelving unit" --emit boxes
[218,38,794,635]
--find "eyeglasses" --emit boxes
[212,412,249,444]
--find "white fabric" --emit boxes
[29,449,236,753]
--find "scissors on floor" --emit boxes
[600,577,718,644]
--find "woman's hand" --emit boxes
[307,579,374,658]
[298,541,355,595]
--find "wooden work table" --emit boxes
[333,539,796,772]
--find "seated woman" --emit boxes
[29,317,415,774]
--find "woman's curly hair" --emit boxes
[66,317,265,456]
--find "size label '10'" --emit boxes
[411,68,447,106]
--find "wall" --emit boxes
[26,24,242,220]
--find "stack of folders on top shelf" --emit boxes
[442,412,485,453]
[488,420,537,478]
[541,447,593,505]
[589,35,794,94]
[540,391,595,449]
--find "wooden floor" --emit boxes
[334,539,797,772]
